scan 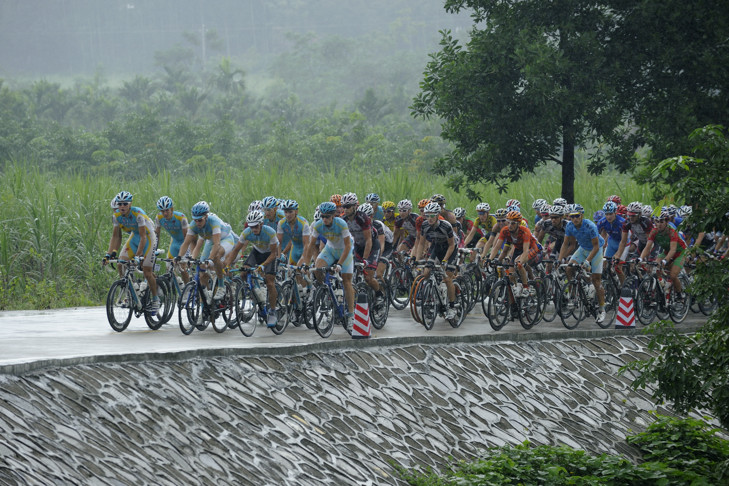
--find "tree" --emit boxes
[412,1,631,202]
[624,125,729,429]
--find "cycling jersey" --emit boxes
[566,219,604,250]
[239,225,279,253]
[345,211,376,248]
[373,219,394,244]
[187,212,233,241]
[113,207,155,236]
[648,226,687,254]
[310,217,351,250]
[155,211,188,242]
[394,213,418,235]
[498,225,539,251]
[263,209,285,231]
[597,215,626,242]
[277,216,311,250]
[421,219,454,246]
[622,217,653,246]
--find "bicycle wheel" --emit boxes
[457,275,473,315]
[370,278,390,330]
[270,283,288,335]
[210,282,233,333]
[179,281,201,335]
[598,280,618,328]
[106,280,133,332]
[389,266,412,310]
[558,281,584,330]
[418,280,437,330]
[144,280,167,331]
[519,280,544,330]
[157,276,175,324]
[409,275,426,324]
[235,283,257,337]
[278,281,296,329]
[655,283,670,321]
[486,280,510,331]
[635,277,657,325]
[541,275,559,323]
[312,286,334,338]
[669,274,690,323]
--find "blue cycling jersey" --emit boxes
[596,215,625,242]
[239,225,279,253]
[156,211,188,242]
[310,217,351,250]
[277,215,311,250]
[113,206,155,236]
[264,209,285,231]
[566,219,604,250]
[187,213,233,240]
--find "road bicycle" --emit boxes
[556,263,617,329]
[634,260,690,325]
[233,266,286,336]
[105,257,168,332]
[277,264,315,330]
[156,257,189,324]
[178,259,235,335]
[485,261,543,331]
[412,260,467,330]
[388,251,419,310]
[352,261,390,329]
[310,265,349,338]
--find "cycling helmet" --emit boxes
[495,208,508,218]
[679,205,693,217]
[552,197,567,206]
[549,205,566,216]
[506,210,522,221]
[116,190,133,203]
[603,201,618,214]
[191,201,210,220]
[248,200,263,212]
[506,199,521,208]
[382,201,396,211]
[156,196,173,211]
[330,194,342,207]
[453,207,466,218]
[665,205,678,216]
[281,199,299,211]
[246,210,264,226]
[313,207,322,222]
[365,193,380,203]
[476,202,491,212]
[593,210,605,221]
[569,204,584,215]
[616,204,627,216]
[431,194,446,204]
[538,203,551,214]
[626,201,643,214]
[110,196,119,209]
[417,199,431,209]
[341,192,358,206]
[506,204,520,213]
[398,199,413,211]
[532,198,547,210]
[359,203,374,216]
[657,211,671,221]
[607,195,622,204]
[424,202,442,215]
[641,205,653,217]
[319,202,337,215]
[262,196,278,209]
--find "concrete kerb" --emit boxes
[0,322,705,377]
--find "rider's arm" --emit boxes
[586,236,600,264]
[339,237,352,266]
[224,240,246,268]
[639,240,654,260]
[664,240,678,262]
[488,237,504,260]
[107,225,122,255]
[362,227,373,259]
[443,236,455,263]
[615,230,629,261]
[136,229,147,258]
[463,224,478,247]
[557,235,575,262]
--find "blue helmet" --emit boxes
[157,196,173,211]
[116,191,133,203]
[191,201,210,220]
[593,210,605,221]
[319,202,336,215]
[281,199,299,211]
[602,201,617,214]
[262,196,278,209]
[569,204,584,215]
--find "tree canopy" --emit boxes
[412,0,729,202]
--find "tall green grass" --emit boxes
[0,161,653,309]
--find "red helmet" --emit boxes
[616,204,627,216]
[607,195,622,205]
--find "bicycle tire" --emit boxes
[279,281,296,329]
[635,277,657,325]
[418,280,437,330]
[409,275,426,324]
[669,274,690,323]
[559,280,584,329]
[519,280,544,330]
[389,266,411,311]
[157,276,175,324]
[370,278,390,330]
[270,283,288,335]
[106,280,133,332]
[312,286,334,338]
[211,282,233,333]
[541,275,559,323]
[448,280,467,328]
[486,280,510,331]
[234,283,257,337]
[178,281,201,335]
[144,279,167,331]
[598,280,618,328]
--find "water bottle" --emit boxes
[587,282,596,300]
[334,286,344,302]
[138,281,148,294]
[439,282,448,301]
[133,281,140,292]
[253,281,267,303]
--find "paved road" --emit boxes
[0,303,707,368]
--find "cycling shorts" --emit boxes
[570,247,604,275]
[122,232,158,268]
[318,245,354,274]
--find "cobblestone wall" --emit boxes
[0,336,673,485]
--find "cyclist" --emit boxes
[420,201,459,320]
[365,193,384,221]
[381,201,398,232]
[262,196,284,231]
[532,199,547,226]
[488,209,541,298]
[277,199,311,265]
[103,190,160,312]
[301,201,356,330]
[453,207,472,248]
[480,208,509,258]
[639,210,688,300]
[394,199,418,254]
[154,196,190,284]
[597,201,627,284]
[225,210,280,328]
[341,192,384,300]
[558,204,607,323]
[330,194,344,218]
[615,201,654,262]
[177,201,237,300]
[463,203,497,254]
[360,202,394,280]
[431,194,458,226]
[534,204,567,266]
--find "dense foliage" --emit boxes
[396,415,729,485]
[623,125,729,429]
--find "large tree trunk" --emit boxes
[561,126,575,203]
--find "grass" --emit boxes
[0,160,653,309]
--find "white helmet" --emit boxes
[552,197,567,206]
[476,202,490,212]
[341,192,358,206]
[679,205,693,218]
[359,203,374,217]
[532,198,547,209]
[246,210,264,226]
[397,199,412,211]
[423,202,441,215]
[626,201,643,214]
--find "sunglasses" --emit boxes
[321,214,334,219]
[342,204,356,209]
[477,211,487,215]
[497,219,506,223]
[569,214,581,219]
[385,209,394,213]
[117,202,129,206]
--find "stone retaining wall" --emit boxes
[0,335,675,485]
